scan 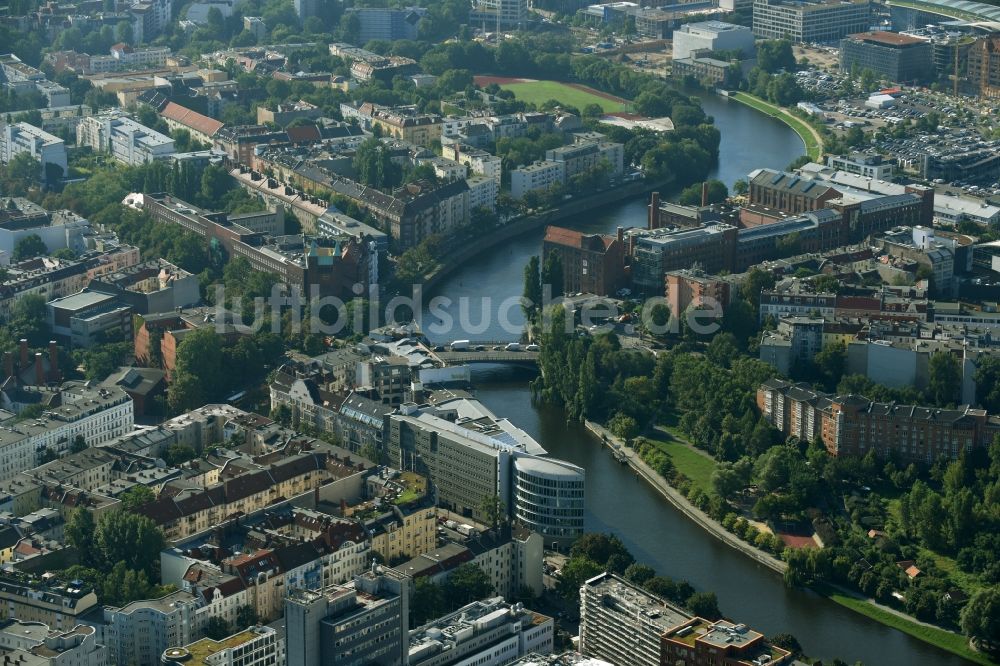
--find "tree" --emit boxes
[756,39,795,73]
[557,556,603,600]
[961,587,1000,653]
[686,591,722,619]
[570,533,634,570]
[677,180,727,206]
[163,443,197,466]
[928,352,961,406]
[64,508,96,566]
[2,153,41,196]
[975,356,1000,412]
[768,633,803,656]
[168,328,224,412]
[412,577,446,625]
[235,604,257,628]
[541,251,563,298]
[478,495,506,529]
[204,617,231,640]
[625,563,656,585]
[200,165,232,206]
[353,137,402,190]
[608,412,639,441]
[12,234,47,261]
[70,435,87,453]
[443,563,493,608]
[522,256,542,319]
[94,510,165,577]
[119,485,156,511]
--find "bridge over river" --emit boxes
[435,345,540,366]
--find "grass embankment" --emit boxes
[644,417,717,495]
[811,582,993,665]
[499,80,627,113]
[729,92,824,161]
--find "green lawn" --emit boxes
[646,432,717,494]
[500,80,627,114]
[730,92,823,161]
[811,582,993,665]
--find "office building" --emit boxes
[0,123,67,183]
[285,567,409,666]
[672,21,755,60]
[386,398,585,547]
[758,379,1000,462]
[661,618,791,666]
[629,224,738,294]
[0,55,71,108]
[345,7,427,42]
[161,625,282,666]
[826,153,893,179]
[752,0,870,43]
[665,270,733,318]
[542,226,628,297]
[408,598,553,666]
[46,290,134,348]
[0,198,91,258]
[293,0,317,20]
[840,32,934,83]
[77,112,175,165]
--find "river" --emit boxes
[419,92,973,665]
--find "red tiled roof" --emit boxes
[160,102,224,138]
[850,31,926,47]
[544,226,584,248]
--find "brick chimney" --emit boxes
[19,339,28,367]
[3,352,12,379]
[648,192,660,230]
[34,353,44,386]
[701,181,708,207]
[617,226,624,244]
[48,341,59,383]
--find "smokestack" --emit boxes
[701,181,708,207]
[617,226,624,244]
[48,341,59,383]
[34,353,44,386]
[19,339,28,367]
[648,192,660,230]
[3,352,12,380]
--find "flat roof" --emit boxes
[849,31,928,46]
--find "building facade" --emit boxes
[77,113,175,165]
[752,0,870,43]
[840,32,934,84]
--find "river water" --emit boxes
[420,92,972,665]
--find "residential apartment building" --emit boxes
[544,141,624,181]
[0,576,99,631]
[758,316,825,375]
[101,591,202,666]
[443,144,502,186]
[0,382,134,481]
[408,597,553,666]
[82,45,172,74]
[665,270,733,319]
[467,175,498,212]
[511,161,564,200]
[77,112,175,165]
[840,32,934,84]
[284,567,409,666]
[757,379,1000,462]
[967,35,1000,99]
[0,55,71,108]
[827,153,894,179]
[370,108,443,147]
[0,620,107,666]
[752,0,870,43]
[542,226,628,297]
[0,123,67,182]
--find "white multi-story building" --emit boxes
[77,113,175,165]
[510,161,564,199]
[469,0,527,29]
[826,153,894,180]
[0,382,134,480]
[101,591,201,666]
[579,573,692,666]
[672,20,755,60]
[408,597,553,666]
[445,144,502,187]
[545,141,624,181]
[88,45,172,73]
[162,626,282,666]
[0,620,108,666]
[0,54,71,108]
[752,0,869,43]
[0,123,68,182]
[467,175,498,212]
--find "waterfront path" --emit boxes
[584,420,788,575]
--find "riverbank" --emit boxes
[422,177,664,291]
[727,92,823,161]
[583,420,788,575]
[584,420,992,665]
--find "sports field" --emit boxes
[475,77,628,113]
